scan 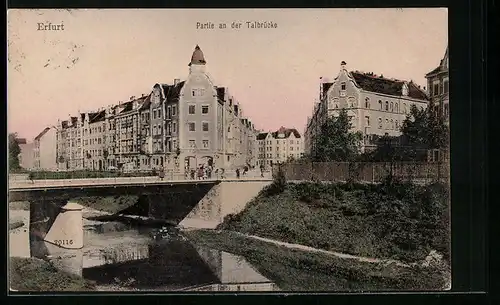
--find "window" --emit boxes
[189,140,196,148]
[167,106,171,118]
[172,122,177,133]
[390,119,394,130]
[188,122,195,132]
[188,105,195,114]
[385,119,389,129]
[365,98,370,108]
[433,83,440,96]
[172,105,177,116]
[395,103,399,113]
[172,139,177,149]
[153,109,157,119]
[443,80,449,94]
[378,100,382,110]
[341,82,346,90]
[444,104,449,117]
[390,102,394,112]
[385,101,389,111]
[202,140,209,148]
[395,120,399,130]
[202,105,209,114]
[365,116,370,126]
[403,103,407,114]
[202,122,209,132]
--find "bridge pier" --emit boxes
[30,198,84,250]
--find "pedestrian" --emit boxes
[260,164,264,178]
[207,166,212,179]
[190,169,195,180]
[198,166,204,180]
[221,168,225,179]
[243,165,248,176]
[236,168,240,179]
[159,167,165,181]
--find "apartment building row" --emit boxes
[305,45,449,157]
[256,127,305,167]
[30,45,260,173]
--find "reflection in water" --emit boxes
[21,222,278,291]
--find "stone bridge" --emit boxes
[8,178,272,250]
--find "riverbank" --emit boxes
[185,229,448,291]
[218,181,450,264]
[10,257,96,291]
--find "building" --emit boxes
[114,96,148,171]
[82,110,107,170]
[33,126,58,170]
[56,115,84,170]
[425,45,449,162]
[257,127,304,167]
[17,138,35,170]
[305,61,429,156]
[425,45,449,126]
[51,45,259,173]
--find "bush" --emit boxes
[218,180,450,264]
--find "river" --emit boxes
[9,207,279,292]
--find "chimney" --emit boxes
[130,96,135,101]
[142,93,144,97]
[174,78,180,86]
[340,61,347,71]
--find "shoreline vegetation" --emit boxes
[10,257,96,291]
[185,230,449,291]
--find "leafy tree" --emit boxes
[8,133,21,171]
[401,105,449,150]
[314,109,363,162]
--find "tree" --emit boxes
[401,105,449,150]
[314,109,363,162]
[8,133,21,171]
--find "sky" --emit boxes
[7,8,448,140]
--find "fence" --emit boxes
[273,161,449,184]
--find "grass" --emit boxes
[9,201,30,211]
[218,181,451,264]
[10,257,96,291]
[185,230,449,291]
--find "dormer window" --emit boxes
[341,82,346,90]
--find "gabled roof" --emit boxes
[322,83,333,98]
[258,127,302,140]
[70,116,78,126]
[350,72,428,101]
[61,120,69,129]
[217,87,226,101]
[34,127,51,141]
[256,132,268,140]
[166,81,185,102]
[15,138,27,144]
[140,94,151,110]
[89,110,106,123]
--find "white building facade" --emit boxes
[305,61,429,156]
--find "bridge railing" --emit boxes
[8,171,273,189]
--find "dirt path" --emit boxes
[229,231,413,268]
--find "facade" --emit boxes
[56,116,83,170]
[51,45,258,174]
[82,110,107,170]
[305,61,429,156]
[34,127,58,170]
[425,45,449,126]
[257,127,304,167]
[17,139,35,170]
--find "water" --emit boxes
[10,217,278,292]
